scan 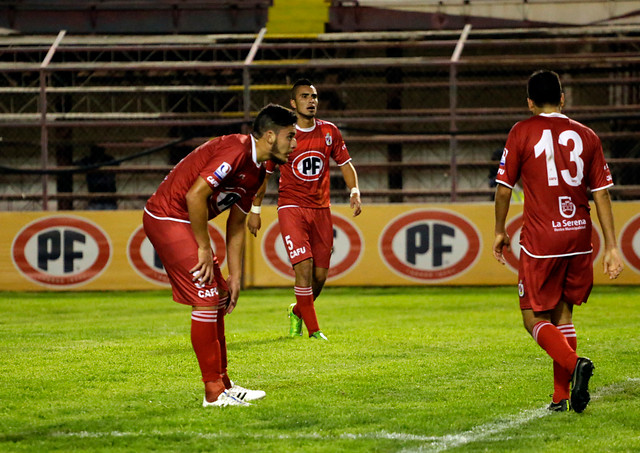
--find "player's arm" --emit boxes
[247,173,271,237]
[592,188,624,279]
[340,161,362,217]
[186,176,215,284]
[493,183,512,265]
[225,204,248,313]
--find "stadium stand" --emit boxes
[0,3,639,210]
[0,0,272,34]
[328,0,640,31]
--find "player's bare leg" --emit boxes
[312,266,328,300]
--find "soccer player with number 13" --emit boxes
[493,70,624,413]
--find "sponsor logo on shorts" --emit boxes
[518,280,525,297]
[11,216,111,288]
[379,209,481,282]
[262,212,363,281]
[291,151,324,182]
[197,287,219,298]
[620,214,640,274]
[128,224,226,286]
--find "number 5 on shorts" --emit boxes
[285,234,294,251]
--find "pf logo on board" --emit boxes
[379,209,481,282]
[12,216,111,288]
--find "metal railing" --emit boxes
[1,25,639,210]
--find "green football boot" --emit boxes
[310,331,328,341]
[288,303,303,337]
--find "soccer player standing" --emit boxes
[493,70,624,412]
[144,104,297,407]
[248,79,362,340]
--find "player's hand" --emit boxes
[225,274,241,314]
[603,247,624,279]
[189,247,215,285]
[216,288,230,311]
[350,193,362,217]
[247,212,262,237]
[492,233,511,265]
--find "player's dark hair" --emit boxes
[252,104,297,138]
[291,78,314,99]
[527,70,563,107]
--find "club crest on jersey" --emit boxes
[559,196,576,219]
[292,150,324,182]
[325,132,332,146]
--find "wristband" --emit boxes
[350,187,360,197]
[250,205,261,214]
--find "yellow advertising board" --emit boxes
[1,203,639,292]
[246,202,640,287]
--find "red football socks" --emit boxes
[190,310,222,383]
[216,304,228,385]
[204,379,225,403]
[553,323,577,402]
[532,321,578,374]
[294,286,320,334]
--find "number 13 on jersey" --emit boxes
[534,129,584,187]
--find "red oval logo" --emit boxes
[11,216,111,288]
[620,214,640,274]
[127,223,226,286]
[291,151,324,182]
[262,212,363,280]
[379,209,481,282]
[502,214,602,272]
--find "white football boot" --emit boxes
[202,390,251,407]
[227,381,266,402]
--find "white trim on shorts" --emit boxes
[144,207,191,224]
[520,245,593,259]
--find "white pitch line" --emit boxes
[401,377,640,452]
[50,378,639,449]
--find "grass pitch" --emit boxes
[1,286,639,452]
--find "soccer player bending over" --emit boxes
[493,70,624,413]
[248,79,362,340]
[144,104,297,407]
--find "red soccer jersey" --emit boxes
[496,113,613,257]
[145,134,266,221]
[265,119,352,208]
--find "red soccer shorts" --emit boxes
[143,211,228,307]
[518,251,593,312]
[277,206,333,268]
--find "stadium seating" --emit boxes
[0,25,639,210]
[0,0,272,34]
